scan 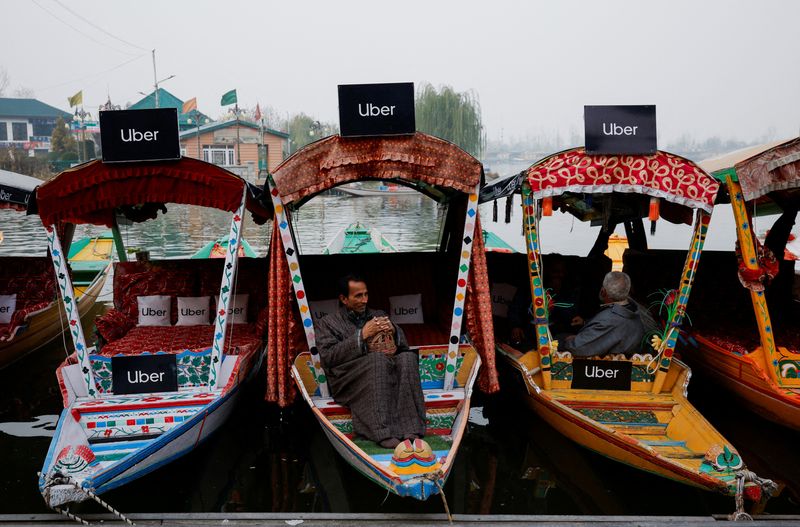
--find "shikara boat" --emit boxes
[677,138,800,430]
[191,237,257,258]
[35,158,271,510]
[265,132,499,500]
[337,181,418,197]
[323,221,398,254]
[482,229,516,253]
[0,169,111,369]
[479,148,771,498]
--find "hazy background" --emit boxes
[3,0,799,147]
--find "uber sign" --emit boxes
[571,359,632,391]
[584,105,657,155]
[338,82,415,137]
[100,108,181,163]
[112,354,178,395]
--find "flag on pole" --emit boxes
[254,103,262,122]
[182,97,197,114]
[68,90,83,107]
[220,89,237,106]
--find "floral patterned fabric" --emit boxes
[734,137,800,201]
[271,133,483,205]
[99,324,260,356]
[0,257,56,341]
[527,148,718,213]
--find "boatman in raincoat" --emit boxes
[316,274,426,449]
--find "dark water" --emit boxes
[1,194,799,516]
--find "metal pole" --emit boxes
[235,104,240,166]
[152,49,159,108]
[195,109,201,160]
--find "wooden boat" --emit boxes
[265,133,499,500]
[323,221,398,254]
[35,158,272,510]
[0,169,111,369]
[337,181,418,197]
[482,229,516,253]
[678,138,800,430]
[191,237,257,258]
[479,148,773,499]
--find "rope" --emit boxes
[728,469,779,522]
[426,471,452,524]
[38,472,136,526]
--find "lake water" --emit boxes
[0,193,799,517]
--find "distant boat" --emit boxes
[482,229,516,253]
[191,237,257,259]
[337,182,417,197]
[323,222,398,254]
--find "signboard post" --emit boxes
[112,354,178,395]
[584,105,657,155]
[571,359,632,391]
[338,82,415,137]
[99,108,181,163]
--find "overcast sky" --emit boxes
[3,0,799,144]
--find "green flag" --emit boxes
[220,89,237,106]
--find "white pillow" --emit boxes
[177,296,211,326]
[215,294,249,324]
[309,298,339,321]
[491,282,518,318]
[389,294,424,324]
[137,295,171,326]
[0,294,17,324]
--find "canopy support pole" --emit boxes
[46,224,97,398]
[652,210,710,393]
[726,176,782,384]
[521,182,552,390]
[207,188,246,390]
[443,187,480,391]
[267,176,329,397]
[111,217,127,262]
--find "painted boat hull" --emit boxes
[685,334,800,430]
[0,261,110,369]
[499,347,742,495]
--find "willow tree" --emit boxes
[415,83,484,158]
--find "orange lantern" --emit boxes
[542,196,553,216]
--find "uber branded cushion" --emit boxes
[309,298,339,321]
[177,296,211,326]
[215,294,249,324]
[137,295,171,326]
[490,282,517,318]
[389,294,424,324]
[0,294,17,324]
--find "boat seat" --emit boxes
[71,391,215,443]
[0,256,56,342]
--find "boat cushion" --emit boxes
[99,323,260,357]
[176,296,212,326]
[0,294,16,324]
[389,294,424,324]
[309,298,339,321]
[0,257,56,341]
[136,295,171,326]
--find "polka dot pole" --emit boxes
[46,224,97,397]
[521,182,552,390]
[208,188,246,390]
[443,187,480,391]
[652,210,709,394]
[267,175,329,397]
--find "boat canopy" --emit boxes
[271,132,483,206]
[700,137,800,210]
[33,157,271,227]
[0,168,41,211]
[481,148,718,214]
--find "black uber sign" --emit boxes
[584,105,657,155]
[100,108,180,163]
[112,354,178,395]
[338,82,415,137]
[571,359,632,391]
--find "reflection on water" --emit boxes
[1,195,800,516]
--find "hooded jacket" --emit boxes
[563,300,646,358]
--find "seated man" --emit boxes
[316,273,426,449]
[561,271,646,358]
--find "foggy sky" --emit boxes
[3,0,799,144]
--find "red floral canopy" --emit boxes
[526,148,719,213]
[35,157,271,227]
[271,133,483,205]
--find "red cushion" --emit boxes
[400,323,450,347]
[99,323,260,356]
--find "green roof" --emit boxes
[179,119,289,139]
[0,98,72,119]
[129,88,211,128]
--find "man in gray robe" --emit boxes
[316,274,426,449]
[562,271,649,358]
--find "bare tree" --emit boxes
[0,67,10,96]
[13,86,35,98]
